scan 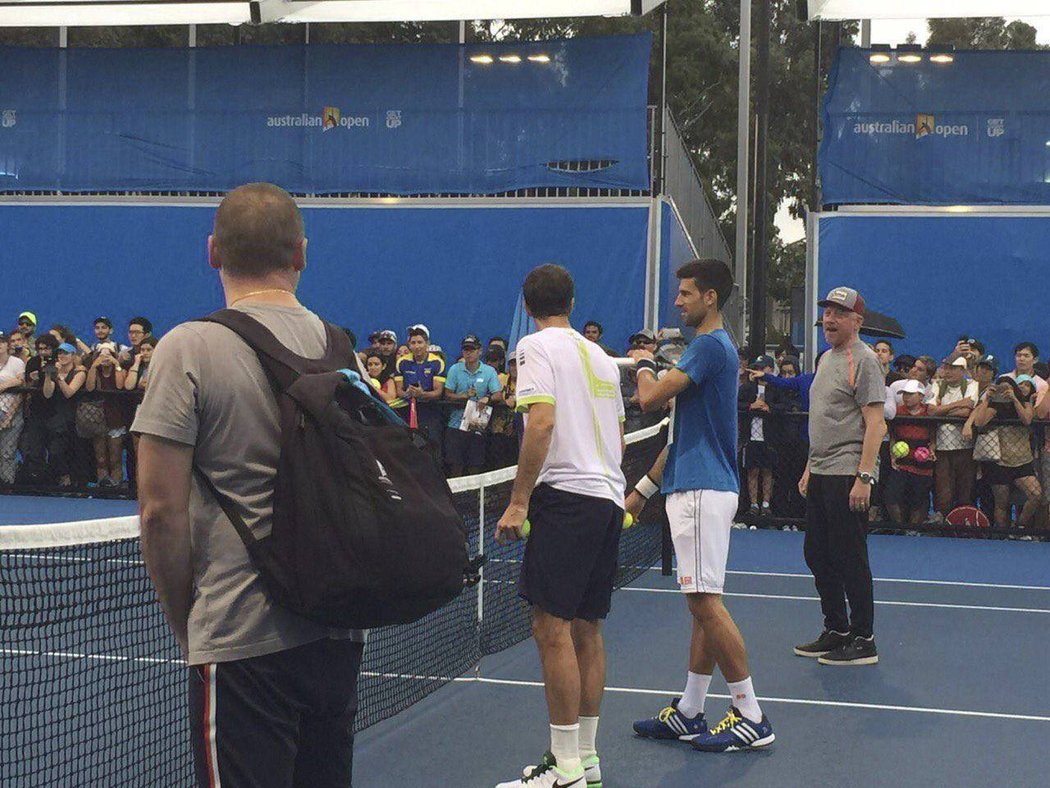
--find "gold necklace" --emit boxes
[229,288,297,307]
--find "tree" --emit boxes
[926,17,1044,50]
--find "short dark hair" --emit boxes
[49,324,77,344]
[676,258,734,311]
[917,355,937,376]
[1014,341,1039,358]
[523,264,574,319]
[213,183,305,278]
[139,335,159,350]
[583,320,603,334]
[407,327,429,341]
[488,336,508,349]
[128,317,153,335]
[874,340,894,352]
[35,334,58,351]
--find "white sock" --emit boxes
[677,672,711,719]
[727,677,763,723]
[578,716,599,762]
[550,723,581,775]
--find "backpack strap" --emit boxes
[198,308,356,391]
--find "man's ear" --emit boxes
[207,235,221,270]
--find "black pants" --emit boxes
[804,474,875,638]
[189,638,365,788]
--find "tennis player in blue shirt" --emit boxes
[626,259,774,752]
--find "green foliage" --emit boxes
[926,17,1044,50]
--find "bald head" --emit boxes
[212,183,305,279]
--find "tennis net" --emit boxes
[0,420,667,786]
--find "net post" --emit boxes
[475,480,485,678]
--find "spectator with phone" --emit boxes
[739,354,781,516]
[928,356,979,517]
[85,341,128,487]
[19,334,58,483]
[42,342,86,487]
[365,350,399,405]
[971,376,1042,528]
[8,331,31,363]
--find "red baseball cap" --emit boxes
[817,286,865,317]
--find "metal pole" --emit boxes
[811,21,821,212]
[751,0,771,356]
[733,0,751,344]
[861,19,871,48]
[659,3,668,194]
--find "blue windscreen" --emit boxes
[818,213,1050,361]
[820,48,1050,206]
[0,35,651,195]
[0,203,650,353]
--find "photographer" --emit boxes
[969,376,1042,528]
[85,341,128,487]
[42,342,86,487]
[0,332,26,485]
[18,335,58,483]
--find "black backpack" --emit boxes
[194,309,469,629]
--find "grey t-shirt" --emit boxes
[808,339,886,476]
[132,303,364,665]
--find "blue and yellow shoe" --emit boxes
[632,698,708,741]
[691,707,775,752]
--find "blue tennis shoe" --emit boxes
[632,698,708,741]
[691,707,775,752]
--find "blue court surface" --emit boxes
[355,529,1050,787]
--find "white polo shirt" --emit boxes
[515,327,626,507]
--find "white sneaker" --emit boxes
[497,751,587,788]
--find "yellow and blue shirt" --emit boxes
[395,353,446,393]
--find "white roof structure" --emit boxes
[0,0,667,28]
[807,1,1050,21]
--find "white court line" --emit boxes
[725,569,1050,592]
[10,651,1050,724]
[619,586,1050,614]
[470,677,1050,724]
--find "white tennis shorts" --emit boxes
[666,489,739,594]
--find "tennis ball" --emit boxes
[891,440,910,459]
[913,446,932,463]
[521,519,531,539]
[623,512,635,529]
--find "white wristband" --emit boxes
[634,474,659,500]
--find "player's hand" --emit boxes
[849,478,872,513]
[496,504,527,545]
[798,467,810,498]
[625,489,646,520]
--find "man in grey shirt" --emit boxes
[795,287,887,666]
[134,183,366,787]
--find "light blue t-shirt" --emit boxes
[444,361,502,429]
[662,329,740,495]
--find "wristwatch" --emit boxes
[856,471,876,486]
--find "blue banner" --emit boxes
[0,35,651,195]
[0,203,650,353]
[820,48,1050,205]
[818,213,1050,361]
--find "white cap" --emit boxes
[901,379,924,394]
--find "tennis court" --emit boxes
[3,459,1050,786]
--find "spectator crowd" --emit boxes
[2,309,1047,533]
[0,312,665,491]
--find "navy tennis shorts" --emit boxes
[518,483,624,621]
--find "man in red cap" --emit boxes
[795,287,887,666]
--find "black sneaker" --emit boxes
[793,630,851,658]
[818,635,878,666]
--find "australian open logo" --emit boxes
[987,118,1005,138]
[1,110,15,129]
[322,106,341,131]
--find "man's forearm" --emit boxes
[644,446,669,485]
[508,422,554,509]
[140,508,194,653]
[858,418,886,474]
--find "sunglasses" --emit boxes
[18,320,32,326]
